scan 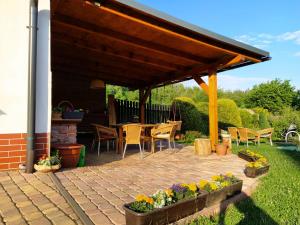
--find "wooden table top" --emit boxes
[111,123,159,128]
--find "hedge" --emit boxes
[217,98,242,129]
[173,97,209,135]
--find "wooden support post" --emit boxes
[139,89,145,123]
[139,87,151,124]
[208,70,218,150]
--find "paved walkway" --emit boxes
[0,171,82,225]
[56,146,258,225]
[0,146,259,225]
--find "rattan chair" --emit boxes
[151,124,177,153]
[122,124,143,159]
[237,128,259,147]
[228,127,239,146]
[91,124,118,156]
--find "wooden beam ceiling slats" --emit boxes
[52,35,180,72]
[52,15,213,64]
[98,4,262,63]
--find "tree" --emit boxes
[292,90,300,110]
[245,79,295,113]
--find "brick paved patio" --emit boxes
[56,146,258,225]
[0,171,82,225]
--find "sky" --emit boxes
[135,0,300,91]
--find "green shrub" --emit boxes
[258,111,271,129]
[173,97,209,135]
[218,98,242,129]
[269,107,300,139]
[239,109,257,128]
[197,102,209,115]
[183,131,204,143]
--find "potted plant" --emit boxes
[123,182,207,225]
[244,158,270,178]
[34,151,61,173]
[216,143,228,156]
[238,149,265,162]
[199,173,243,207]
[52,107,62,119]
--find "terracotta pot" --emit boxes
[216,144,227,156]
[52,144,82,168]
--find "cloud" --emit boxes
[183,75,270,91]
[295,51,300,57]
[234,30,300,49]
[278,30,300,45]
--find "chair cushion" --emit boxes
[154,134,170,139]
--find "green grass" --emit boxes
[189,144,300,225]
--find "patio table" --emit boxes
[111,123,158,154]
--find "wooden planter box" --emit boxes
[123,191,208,225]
[206,181,243,207]
[238,151,258,162]
[245,165,270,178]
[62,112,84,120]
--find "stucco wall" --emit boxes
[0,0,30,134]
[0,0,51,134]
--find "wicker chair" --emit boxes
[237,128,259,147]
[257,128,274,145]
[151,124,177,153]
[122,124,143,159]
[228,127,239,146]
[91,124,118,156]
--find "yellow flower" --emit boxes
[210,182,218,191]
[187,183,197,192]
[165,189,174,197]
[146,197,154,205]
[246,162,255,168]
[221,181,230,188]
[135,194,147,202]
[212,175,221,181]
[226,172,233,177]
[199,180,208,189]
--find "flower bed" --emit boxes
[238,149,265,162]
[199,173,243,207]
[244,158,270,178]
[124,174,242,225]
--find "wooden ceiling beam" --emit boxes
[52,15,213,64]
[51,31,183,71]
[193,77,208,95]
[98,4,262,63]
[150,55,239,87]
[52,61,153,83]
[52,66,145,88]
[52,54,162,80]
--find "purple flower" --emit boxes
[170,184,187,193]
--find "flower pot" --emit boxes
[52,144,82,168]
[123,191,208,225]
[238,151,257,162]
[34,164,61,173]
[216,144,227,156]
[244,165,270,178]
[206,181,243,207]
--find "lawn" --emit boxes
[189,143,300,225]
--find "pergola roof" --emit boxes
[51,0,270,89]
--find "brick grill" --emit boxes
[51,123,77,144]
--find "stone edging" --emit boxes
[172,179,261,225]
[49,172,94,225]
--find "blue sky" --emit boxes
[135,0,300,90]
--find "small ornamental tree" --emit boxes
[245,79,295,113]
[218,99,242,128]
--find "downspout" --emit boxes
[26,0,39,173]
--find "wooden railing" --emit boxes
[115,99,171,124]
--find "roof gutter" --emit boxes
[26,0,38,173]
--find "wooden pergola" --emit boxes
[51,0,270,149]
